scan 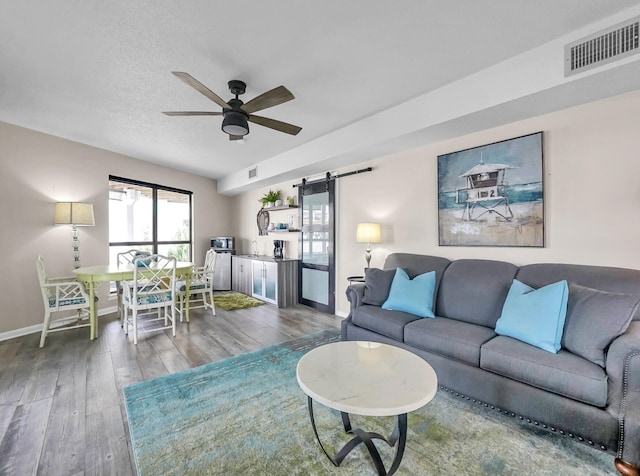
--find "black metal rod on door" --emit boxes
[292,167,373,189]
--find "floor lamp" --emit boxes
[54,202,95,269]
[356,222,381,269]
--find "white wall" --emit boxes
[0,121,231,337]
[231,89,640,317]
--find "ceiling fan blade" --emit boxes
[248,115,302,135]
[162,111,222,116]
[241,86,294,114]
[171,72,229,110]
[229,135,244,141]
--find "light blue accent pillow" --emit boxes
[495,279,569,353]
[381,268,436,318]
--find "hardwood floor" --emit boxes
[0,299,342,475]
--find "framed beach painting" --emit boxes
[437,132,544,247]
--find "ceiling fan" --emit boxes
[163,72,302,140]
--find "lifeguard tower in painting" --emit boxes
[457,154,516,221]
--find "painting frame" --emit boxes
[437,132,544,247]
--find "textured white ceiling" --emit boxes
[1,1,639,194]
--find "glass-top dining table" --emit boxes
[73,261,193,340]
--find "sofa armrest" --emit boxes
[346,282,365,309]
[342,283,366,340]
[606,321,640,468]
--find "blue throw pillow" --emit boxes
[381,268,436,318]
[495,279,569,353]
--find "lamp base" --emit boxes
[72,225,81,269]
[364,246,372,269]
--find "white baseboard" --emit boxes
[335,310,349,318]
[0,306,118,343]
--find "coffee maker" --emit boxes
[273,240,285,259]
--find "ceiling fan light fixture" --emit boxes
[221,110,249,136]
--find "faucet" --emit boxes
[251,240,258,256]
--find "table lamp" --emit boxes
[54,202,95,269]
[356,222,381,269]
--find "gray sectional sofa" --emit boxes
[342,253,640,475]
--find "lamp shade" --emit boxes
[54,202,95,226]
[356,222,381,243]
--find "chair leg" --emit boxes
[116,284,122,319]
[178,293,184,322]
[40,309,51,348]
[133,309,138,344]
[123,306,129,335]
[208,290,216,316]
[170,302,176,337]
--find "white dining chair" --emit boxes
[116,249,151,320]
[36,255,92,348]
[122,253,177,344]
[177,249,216,320]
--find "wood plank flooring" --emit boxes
[0,298,342,475]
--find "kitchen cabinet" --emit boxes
[232,256,299,307]
[231,256,252,295]
[252,260,278,304]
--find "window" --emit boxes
[108,176,192,267]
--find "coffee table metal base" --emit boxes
[307,396,408,476]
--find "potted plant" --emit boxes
[260,190,281,208]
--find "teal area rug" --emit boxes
[124,330,613,475]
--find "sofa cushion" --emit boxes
[495,279,568,354]
[481,336,608,407]
[563,283,640,367]
[436,259,518,328]
[405,317,496,366]
[362,268,396,306]
[351,305,420,340]
[382,269,436,318]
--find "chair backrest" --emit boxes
[203,249,217,273]
[131,254,177,300]
[36,254,47,287]
[36,255,51,304]
[117,249,142,267]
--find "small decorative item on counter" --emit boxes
[286,196,295,206]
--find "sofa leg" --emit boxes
[615,458,640,476]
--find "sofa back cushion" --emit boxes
[516,263,640,321]
[436,259,518,328]
[562,283,640,367]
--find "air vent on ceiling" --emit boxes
[565,16,639,77]
[248,167,257,179]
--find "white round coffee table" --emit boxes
[296,341,438,475]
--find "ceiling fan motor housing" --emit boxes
[222,97,249,136]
